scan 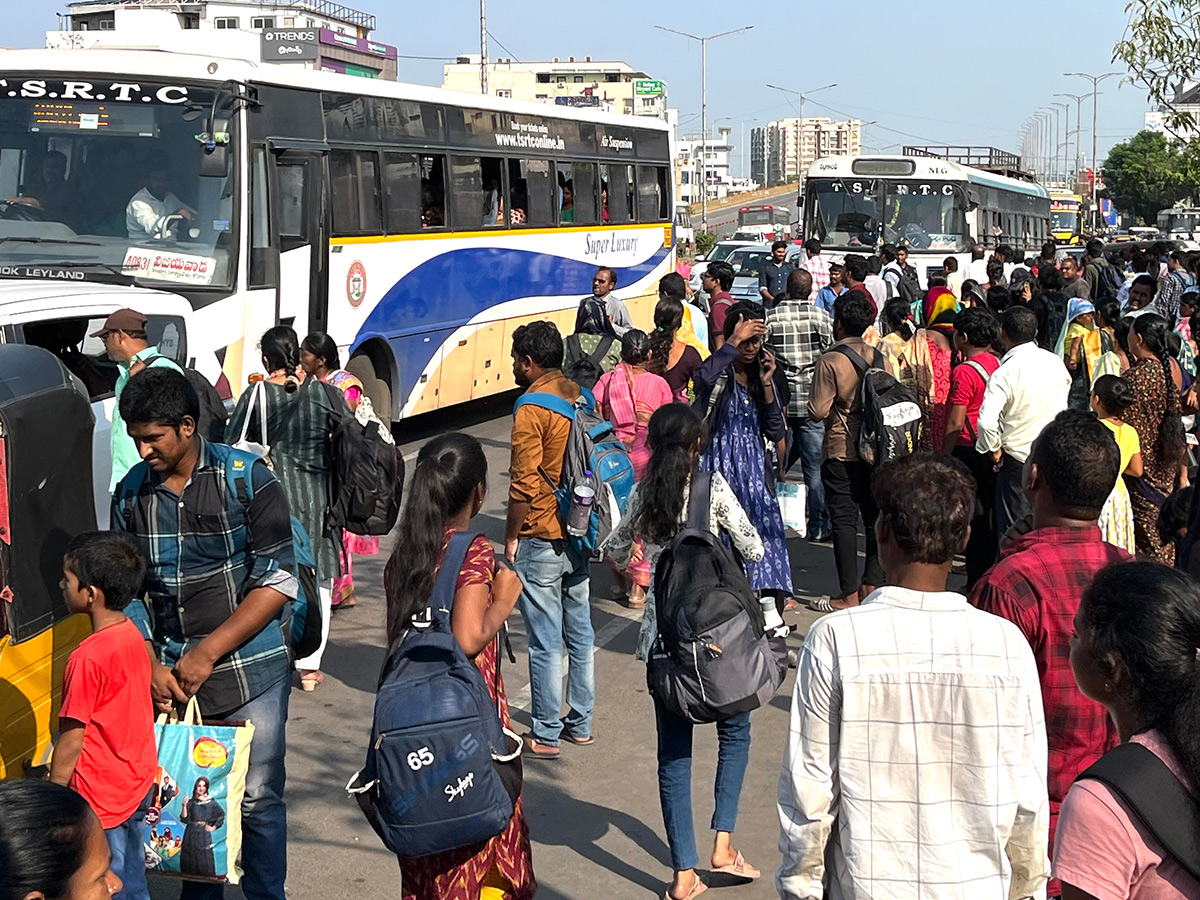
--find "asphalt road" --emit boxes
[702,187,802,241]
[147,393,857,900]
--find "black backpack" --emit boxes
[563,334,615,390]
[143,356,228,443]
[834,345,923,465]
[1089,260,1125,299]
[327,414,405,537]
[347,531,522,858]
[895,266,922,309]
[646,473,787,724]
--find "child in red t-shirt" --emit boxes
[50,531,156,900]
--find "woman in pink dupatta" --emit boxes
[594,329,672,607]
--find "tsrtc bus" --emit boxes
[1158,207,1200,248]
[0,48,676,420]
[735,203,793,241]
[802,153,1050,286]
[1050,191,1085,245]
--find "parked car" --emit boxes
[726,246,775,304]
[689,238,761,304]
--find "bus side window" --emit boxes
[249,146,275,288]
[330,149,382,236]
[420,154,446,228]
[656,167,670,221]
[570,162,598,225]
[636,166,663,223]
[382,151,421,233]
[450,156,504,229]
[624,165,637,223]
[601,163,633,224]
[555,162,575,225]
[507,159,552,227]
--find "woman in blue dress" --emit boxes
[692,302,793,620]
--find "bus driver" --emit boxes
[126,159,195,241]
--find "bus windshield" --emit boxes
[738,209,774,226]
[0,77,236,290]
[1161,212,1199,233]
[1051,209,1079,234]
[807,178,968,251]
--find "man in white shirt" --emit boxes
[976,306,1071,538]
[863,254,890,316]
[126,163,195,241]
[966,242,989,284]
[778,452,1050,900]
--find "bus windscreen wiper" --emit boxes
[0,236,103,246]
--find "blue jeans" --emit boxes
[181,676,289,900]
[786,416,829,534]
[514,537,594,745]
[653,696,752,872]
[106,789,153,900]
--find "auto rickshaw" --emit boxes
[0,343,97,779]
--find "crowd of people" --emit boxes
[4,239,1200,900]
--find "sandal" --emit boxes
[299,670,324,692]
[521,734,561,759]
[807,596,837,613]
[710,851,759,880]
[664,874,707,900]
[783,596,801,612]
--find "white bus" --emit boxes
[802,153,1050,286]
[0,48,675,419]
[1157,207,1200,247]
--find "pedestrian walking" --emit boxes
[778,452,1049,900]
[0,780,124,899]
[767,268,833,541]
[1061,255,1091,301]
[504,321,594,758]
[799,238,830,293]
[759,240,793,306]
[384,433,535,900]
[647,277,706,403]
[300,331,390,610]
[705,261,737,350]
[582,265,632,337]
[564,296,621,389]
[1092,375,1142,554]
[807,292,891,610]
[115,368,296,900]
[975,306,1071,539]
[1055,299,1109,409]
[607,403,765,900]
[692,303,792,621]
[942,307,1002,587]
[1053,562,1200,900]
[812,262,847,316]
[50,531,155,900]
[226,326,351,692]
[971,410,1129,893]
[595,329,672,606]
[1124,314,1187,562]
[878,297,949,448]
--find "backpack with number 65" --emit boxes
[346,532,522,858]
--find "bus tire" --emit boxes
[346,353,392,424]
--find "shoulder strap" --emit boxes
[589,335,615,366]
[513,391,577,420]
[1078,741,1200,883]
[565,333,583,363]
[221,447,261,507]
[963,359,991,383]
[430,531,481,617]
[686,471,712,531]
[833,344,871,375]
[116,463,150,526]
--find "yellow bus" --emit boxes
[1050,192,1084,245]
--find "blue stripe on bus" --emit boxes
[352,243,671,406]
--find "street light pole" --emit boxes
[1066,72,1120,232]
[1055,92,1087,182]
[766,82,837,184]
[479,0,487,94]
[656,25,754,234]
[1051,102,1068,182]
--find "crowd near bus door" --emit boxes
[270,148,328,335]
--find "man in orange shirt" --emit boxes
[505,321,595,759]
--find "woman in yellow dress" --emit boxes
[1091,374,1143,554]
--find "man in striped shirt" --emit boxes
[799,238,831,293]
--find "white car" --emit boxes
[689,239,761,304]
[0,280,195,527]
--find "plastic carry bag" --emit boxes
[777,481,808,538]
[143,698,254,885]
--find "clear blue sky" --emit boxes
[4,0,1150,174]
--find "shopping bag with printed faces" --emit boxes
[142,698,254,884]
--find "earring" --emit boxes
[1104,682,1112,692]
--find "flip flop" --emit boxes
[807,596,837,613]
[664,875,707,900]
[710,851,759,880]
[783,596,802,612]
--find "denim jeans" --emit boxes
[785,416,829,534]
[181,676,289,900]
[653,696,751,871]
[514,537,594,745]
[106,788,153,900]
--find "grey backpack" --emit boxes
[646,473,788,724]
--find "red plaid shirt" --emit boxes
[970,525,1128,892]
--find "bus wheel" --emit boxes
[346,354,392,424]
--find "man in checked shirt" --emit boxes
[768,268,834,541]
[114,367,297,900]
[972,409,1129,898]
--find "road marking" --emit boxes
[507,603,641,713]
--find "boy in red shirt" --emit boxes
[51,531,156,900]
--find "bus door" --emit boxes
[269,145,329,335]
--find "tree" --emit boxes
[1102,130,1192,223]
[1114,0,1200,138]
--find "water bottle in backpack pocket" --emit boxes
[346,532,522,858]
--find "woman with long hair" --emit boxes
[300,332,393,610]
[646,295,706,402]
[226,325,351,691]
[1091,375,1143,554]
[0,780,122,900]
[607,404,765,900]
[1054,562,1200,898]
[179,777,224,878]
[879,298,950,448]
[692,302,792,617]
[383,433,533,900]
[595,329,672,606]
[1124,314,1187,562]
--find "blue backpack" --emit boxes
[115,446,323,660]
[512,388,636,559]
[347,531,521,858]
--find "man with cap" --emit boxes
[94,308,182,492]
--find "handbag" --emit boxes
[143,698,254,884]
[232,381,271,464]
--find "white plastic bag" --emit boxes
[232,381,271,462]
[776,481,808,538]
